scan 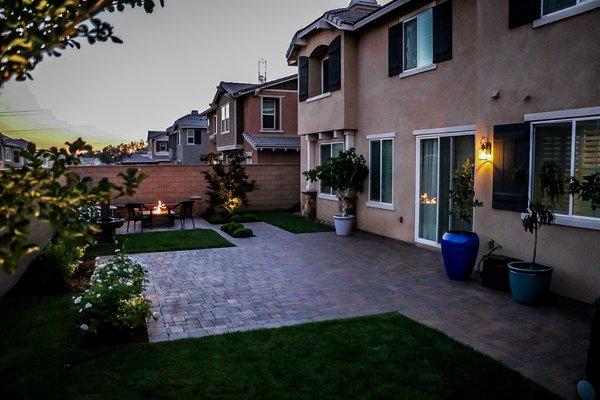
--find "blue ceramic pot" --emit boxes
[441,231,480,281]
[508,262,553,305]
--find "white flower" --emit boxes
[126,281,133,287]
[96,293,101,298]
[84,303,92,309]
[80,324,89,331]
[95,257,101,261]
[152,312,160,319]
[115,249,121,253]
[73,296,82,304]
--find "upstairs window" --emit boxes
[262,98,280,131]
[156,141,168,152]
[12,150,20,163]
[4,148,11,162]
[403,8,433,72]
[220,103,230,133]
[187,129,195,145]
[543,0,591,15]
[321,58,330,93]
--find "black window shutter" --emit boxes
[155,141,160,153]
[388,23,403,77]
[194,129,202,145]
[508,0,541,29]
[298,56,309,102]
[327,36,342,92]
[492,122,531,212]
[433,0,452,64]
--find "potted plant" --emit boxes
[303,148,369,236]
[441,160,483,281]
[508,162,564,305]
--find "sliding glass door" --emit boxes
[416,134,475,245]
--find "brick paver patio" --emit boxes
[129,219,591,399]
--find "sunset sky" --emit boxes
[0,0,384,149]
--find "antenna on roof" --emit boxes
[258,58,267,84]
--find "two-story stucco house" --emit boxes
[203,75,300,164]
[148,110,211,165]
[0,133,28,168]
[287,0,600,303]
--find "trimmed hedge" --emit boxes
[232,228,253,238]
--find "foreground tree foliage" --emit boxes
[0,138,146,273]
[84,140,148,164]
[201,152,257,215]
[0,0,164,86]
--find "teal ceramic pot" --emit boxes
[508,262,554,305]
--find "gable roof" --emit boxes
[207,75,298,112]
[147,130,167,141]
[286,0,381,64]
[243,133,301,151]
[1,133,29,149]
[169,111,208,132]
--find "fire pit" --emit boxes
[149,200,174,228]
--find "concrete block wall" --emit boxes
[69,164,301,211]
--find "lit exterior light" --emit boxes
[479,137,492,162]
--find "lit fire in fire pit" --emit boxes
[153,200,167,214]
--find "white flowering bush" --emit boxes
[74,250,152,336]
[76,204,101,224]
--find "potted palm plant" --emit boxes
[303,148,369,236]
[508,162,564,305]
[441,160,483,281]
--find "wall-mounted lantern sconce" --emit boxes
[479,137,492,162]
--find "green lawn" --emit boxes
[0,294,561,400]
[87,229,234,257]
[254,211,333,234]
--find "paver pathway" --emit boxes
[131,219,591,399]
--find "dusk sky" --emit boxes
[0,0,388,149]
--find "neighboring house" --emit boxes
[0,133,28,168]
[287,0,600,303]
[79,157,103,166]
[168,110,210,165]
[147,130,171,163]
[203,75,300,164]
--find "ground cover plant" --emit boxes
[254,211,333,234]
[221,222,254,238]
[0,297,562,400]
[87,229,234,257]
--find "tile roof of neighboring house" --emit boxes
[0,133,29,149]
[147,130,166,140]
[163,111,208,135]
[206,75,298,114]
[286,0,381,62]
[243,133,301,151]
[80,157,103,165]
[121,153,159,165]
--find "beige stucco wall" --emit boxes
[298,0,600,303]
[0,219,54,298]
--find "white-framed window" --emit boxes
[321,57,330,94]
[369,138,394,205]
[261,98,279,131]
[187,129,195,145]
[319,142,344,196]
[530,116,600,222]
[220,103,230,134]
[177,132,181,146]
[403,8,433,72]
[157,141,168,152]
[542,0,592,16]
[4,148,11,162]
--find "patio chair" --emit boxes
[125,203,153,233]
[169,201,195,230]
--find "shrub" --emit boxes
[205,213,230,225]
[76,203,101,224]
[221,222,244,235]
[232,227,253,238]
[230,214,244,223]
[241,213,260,222]
[74,250,152,337]
[39,237,85,289]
